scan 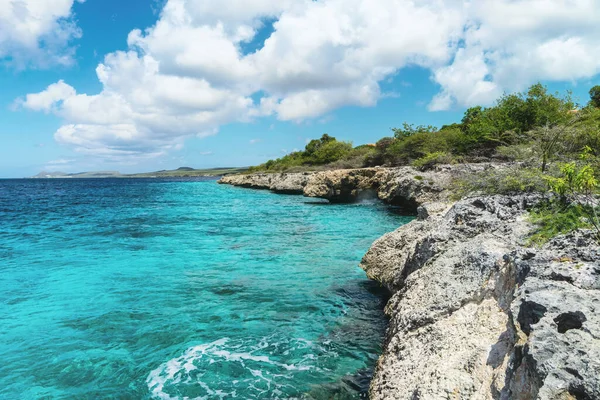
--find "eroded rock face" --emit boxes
[218,172,312,194]
[221,164,501,210]
[361,195,600,400]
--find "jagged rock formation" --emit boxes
[218,172,311,194]
[220,164,502,210]
[301,167,448,207]
[361,195,600,399]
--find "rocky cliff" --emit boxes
[218,172,311,194]
[220,164,502,210]
[219,167,599,399]
[362,195,599,399]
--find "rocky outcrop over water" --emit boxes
[220,164,501,210]
[219,172,312,194]
[361,195,600,399]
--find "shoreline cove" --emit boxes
[219,165,600,399]
[0,178,405,399]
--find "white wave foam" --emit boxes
[146,336,317,399]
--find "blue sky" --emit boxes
[1,0,599,178]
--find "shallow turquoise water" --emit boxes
[0,178,411,399]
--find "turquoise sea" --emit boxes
[0,178,411,399]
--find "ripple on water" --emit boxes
[0,178,412,399]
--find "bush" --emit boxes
[453,166,549,198]
[528,203,594,246]
[495,143,538,162]
[590,85,600,108]
[412,152,455,171]
[384,131,453,165]
[308,140,353,164]
[543,153,600,243]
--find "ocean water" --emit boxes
[0,178,411,399]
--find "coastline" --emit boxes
[219,166,600,399]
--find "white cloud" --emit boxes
[249,139,262,144]
[0,0,84,67]
[19,80,76,112]
[18,0,600,161]
[430,0,600,109]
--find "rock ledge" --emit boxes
[362,195,599,399]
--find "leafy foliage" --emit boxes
[412,152,455,171]
[392,123,437,139]
[452,167,549,199]
[540,149,600,243]
[247,134,356,172]
[528,203,594,246]
[590,85,600,108]
[247,83,594,173]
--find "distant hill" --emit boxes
[29,167,246,179]
[32,171,69,178]
[31,171,123,179]
[128,167,247,178]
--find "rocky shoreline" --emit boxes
[219,166,600,399]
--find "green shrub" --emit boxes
[308,140,353,164]
[543,153,600,243]
[412,152,455,170]
[453,167,549,198]
[528,203,593,246]
[243,84,591,175]
[392,123,437,139]
[495,143,538,161]
[590,85,600,108]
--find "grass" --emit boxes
[528,202,594,246]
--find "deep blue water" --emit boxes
[0,178,411,399]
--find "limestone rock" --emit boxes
[218,172,312,194]
[361,195,600,399]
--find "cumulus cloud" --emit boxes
[19,0,600,161]
[18,80,76,112]
[0,0,84,67]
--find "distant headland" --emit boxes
[29,167,247,179]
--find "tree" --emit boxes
[590,85,600,108]
[392,123,437,139]
[310,140,352,164]
[305,134,336,155]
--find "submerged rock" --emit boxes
[361,195,600,400]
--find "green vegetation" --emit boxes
[528,203,595,246]
[452,166,549,199]
[251,83,600,173]
[590,85,600,108]
[247,134,375,173]
[533,150,600,244]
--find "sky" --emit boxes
[1,0,599,178]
